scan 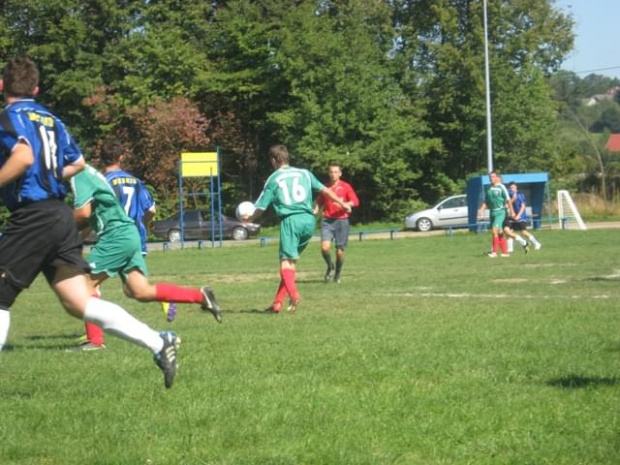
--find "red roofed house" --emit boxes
[605,134,620,152]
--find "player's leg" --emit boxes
[46,203,180,387]
[503,218,515,252]
[0,202,67,351]
[522,228,541,250]
[51,267,180,388]
[320,219,335,281]
[333,219,350,283]
[494,211,509,256]
[278,214,314,312]
[0,278,21,351]
[78,273,109,350]
[123,268,221,323]
[511,221,529,253]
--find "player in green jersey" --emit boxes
[71,165,221,350]
[477,171,514,258]
[243,145,350,313]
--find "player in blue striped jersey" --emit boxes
[0,57,179,388]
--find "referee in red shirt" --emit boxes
[315,163,360,283]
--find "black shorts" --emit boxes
[510,220,527,231]
[0,199,89,291]
[321,218,350,249]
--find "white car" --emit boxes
[404,195,470,232]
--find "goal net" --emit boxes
[557,190,587,230]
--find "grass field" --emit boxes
[1,228,619,464]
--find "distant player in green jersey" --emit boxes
[71,165,221,350]
[477,171,513,257]
[242,145,350,313]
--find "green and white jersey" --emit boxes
[71,164,135,236]
[255,166,325,218]
[485,183,510,211]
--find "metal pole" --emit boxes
[483,0,493,173]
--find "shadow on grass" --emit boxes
[547,375,620,389]
[26,333,81,341]
[236,308,282,316]
[581,276,620,282]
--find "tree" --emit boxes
[392,0,573,181]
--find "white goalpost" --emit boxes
[557,190,587,230]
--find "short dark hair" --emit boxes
[2,57,39,98]
[268,144,290,165]
[508,181,517,187]
[100,139,124,166]
[328,162,341,169]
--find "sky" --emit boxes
[555,0,620,79]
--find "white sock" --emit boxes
[529,235,540,246]
[0,309,10,351]
[83,298,163,354]
[515,235,527,246]
[507,238,514,252]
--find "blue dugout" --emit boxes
[466,172,549,231]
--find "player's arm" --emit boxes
[245,208,265,223]
[143,205,156,226]
[505,197,516,218]
[477,201,487,219]
[313,192,325,216]
[345,184,360,209]
[320,186,351,213]
[62,155,86,180]
[0,141,34,187]
[515,197,526,220]
[73,201,92,232]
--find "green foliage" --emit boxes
[2,230,620,463]
[0,0,583,221]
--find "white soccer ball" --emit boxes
[236,201,256,221]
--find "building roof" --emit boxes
[605,134,620,152]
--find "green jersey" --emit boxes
[485,183,510,212]
[255,166,325,217]
[71,165,135,237]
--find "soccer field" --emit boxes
[1,229,619,464]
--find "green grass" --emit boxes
[1,229,620,464]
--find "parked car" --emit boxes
[153,209,261,242]
[404,195,470,232]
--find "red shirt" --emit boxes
[317,180,359,219]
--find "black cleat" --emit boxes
[200,286,222,323]
[523,243,530,255]
[154,332,181,389]
[325,263,334,282]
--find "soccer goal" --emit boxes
[557,190,587,230]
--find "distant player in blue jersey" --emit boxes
[508,181,541,250]
[102,140,156,254]
[100,140,176,321]
[0,57,179,388]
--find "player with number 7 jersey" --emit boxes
[249,145,350,314]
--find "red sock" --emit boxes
[274,279,288,304]
[155,283,202,304]
[492,236,499,253]
[281,269,299,300]
[85,322,105,345]
[499,236,508,254]
[85,294,105,345]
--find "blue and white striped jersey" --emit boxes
[0,99,82,211]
